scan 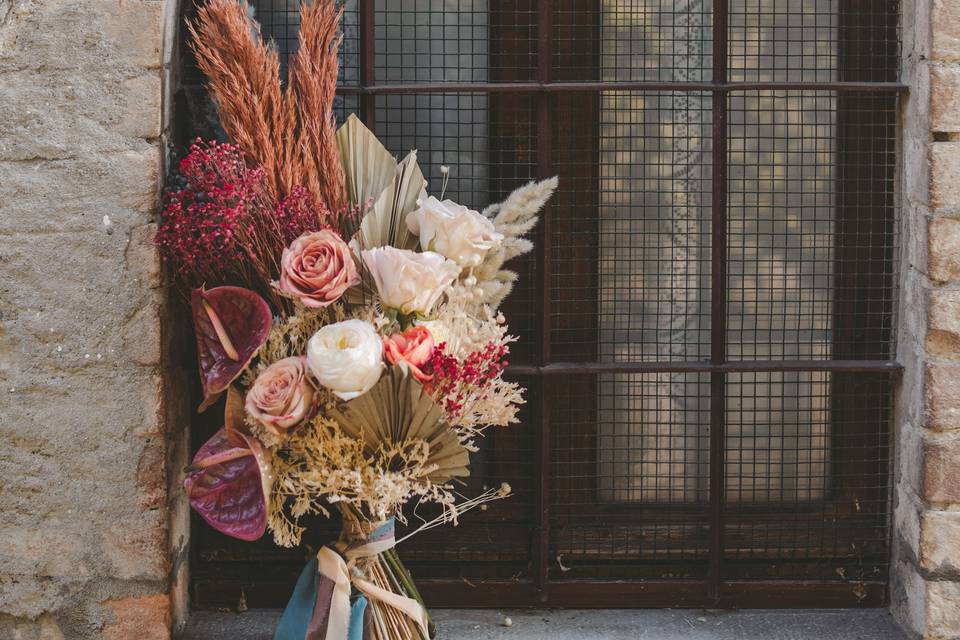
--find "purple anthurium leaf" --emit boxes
[184,427,272,542]
[192,286,273,412]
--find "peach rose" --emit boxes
[383,326,435,382]
[245,356,314,433]
[280,230,359,308]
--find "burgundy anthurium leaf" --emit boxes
[192,286,273,412]
[184,427,272,542]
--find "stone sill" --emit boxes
[180,608,908,639]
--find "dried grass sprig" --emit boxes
[189,0,345,216]
[189,0,288,198]
[288,1,346,212]
[474,177,558,308]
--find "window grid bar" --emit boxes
[359,0,376,130]
[336,81,908,94]
[709,0,730,604]
[534,0,554,596]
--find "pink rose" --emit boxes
[383,326,435,383]
[280,230,359,308]
[245,356,314,433]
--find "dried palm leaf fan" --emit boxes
[337,114,426,252]
[328,365,470,482]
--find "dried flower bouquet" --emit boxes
[164,1,556,638]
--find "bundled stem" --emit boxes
[339,505,431,639]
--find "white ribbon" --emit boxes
[316,531,429,640]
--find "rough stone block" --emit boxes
[928,291,960,358]
[127,223,164,289]
[929,218,960,282]
[922,435,960,505]
[137,437,168,510]
[111,74,163,139]
[925,362,960,431]
[921,510,960,576]
[100,1,164,69]
[933,0,960,61]
[102,594,171,640]
[124,302,163,366]
[930,142,960,209]
[931,65,960,133]
[888,556,926,639]
[928,581,960,638]
[0,614,66,640]
[101,513,168,582]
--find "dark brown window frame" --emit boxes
[187,0,904,611]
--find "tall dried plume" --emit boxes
[288,1,346,212]
[189,0,344,213]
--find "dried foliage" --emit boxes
[287,0,346,212]
[268,416,458,547]
[189,0,344,211]
[189,0,288,197]
[474,177,559,308]
[424,286,524,443]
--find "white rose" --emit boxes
[361,246,460,316]
[406,196,504,267]
[306,319,384,400]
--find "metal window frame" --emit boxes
[186,0,906,611]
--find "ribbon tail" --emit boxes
[316,547,353,640]
[274,557,320,640]
[348,596,368,640]
[354,577,430,639]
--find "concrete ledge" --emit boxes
[180,608,908,639]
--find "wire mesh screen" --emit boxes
[184,0,901,609]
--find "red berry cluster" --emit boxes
[156,140,271,285]
[424,341,509,418]
[276,185,329,245]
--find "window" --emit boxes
[186,0,901,609]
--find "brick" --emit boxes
[933,0,960,61]
[102,594,171,640]
[921,510,960,576]
[931,142,960,209]
[929,218,960,282]
[922,435,960,505]
[931,65,960,133]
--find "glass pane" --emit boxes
[555,0,713,82]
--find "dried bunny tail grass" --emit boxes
[288,0,346,213]
[189,0,288,198]
[474,177,558,308]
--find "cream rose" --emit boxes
[245,356,314,433]
[306,319,384,400]
[361,246,459,316]
[280,229,359,308]
[406,196,504,267]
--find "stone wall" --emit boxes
[0,1,187,638]
[893,1,960,638]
